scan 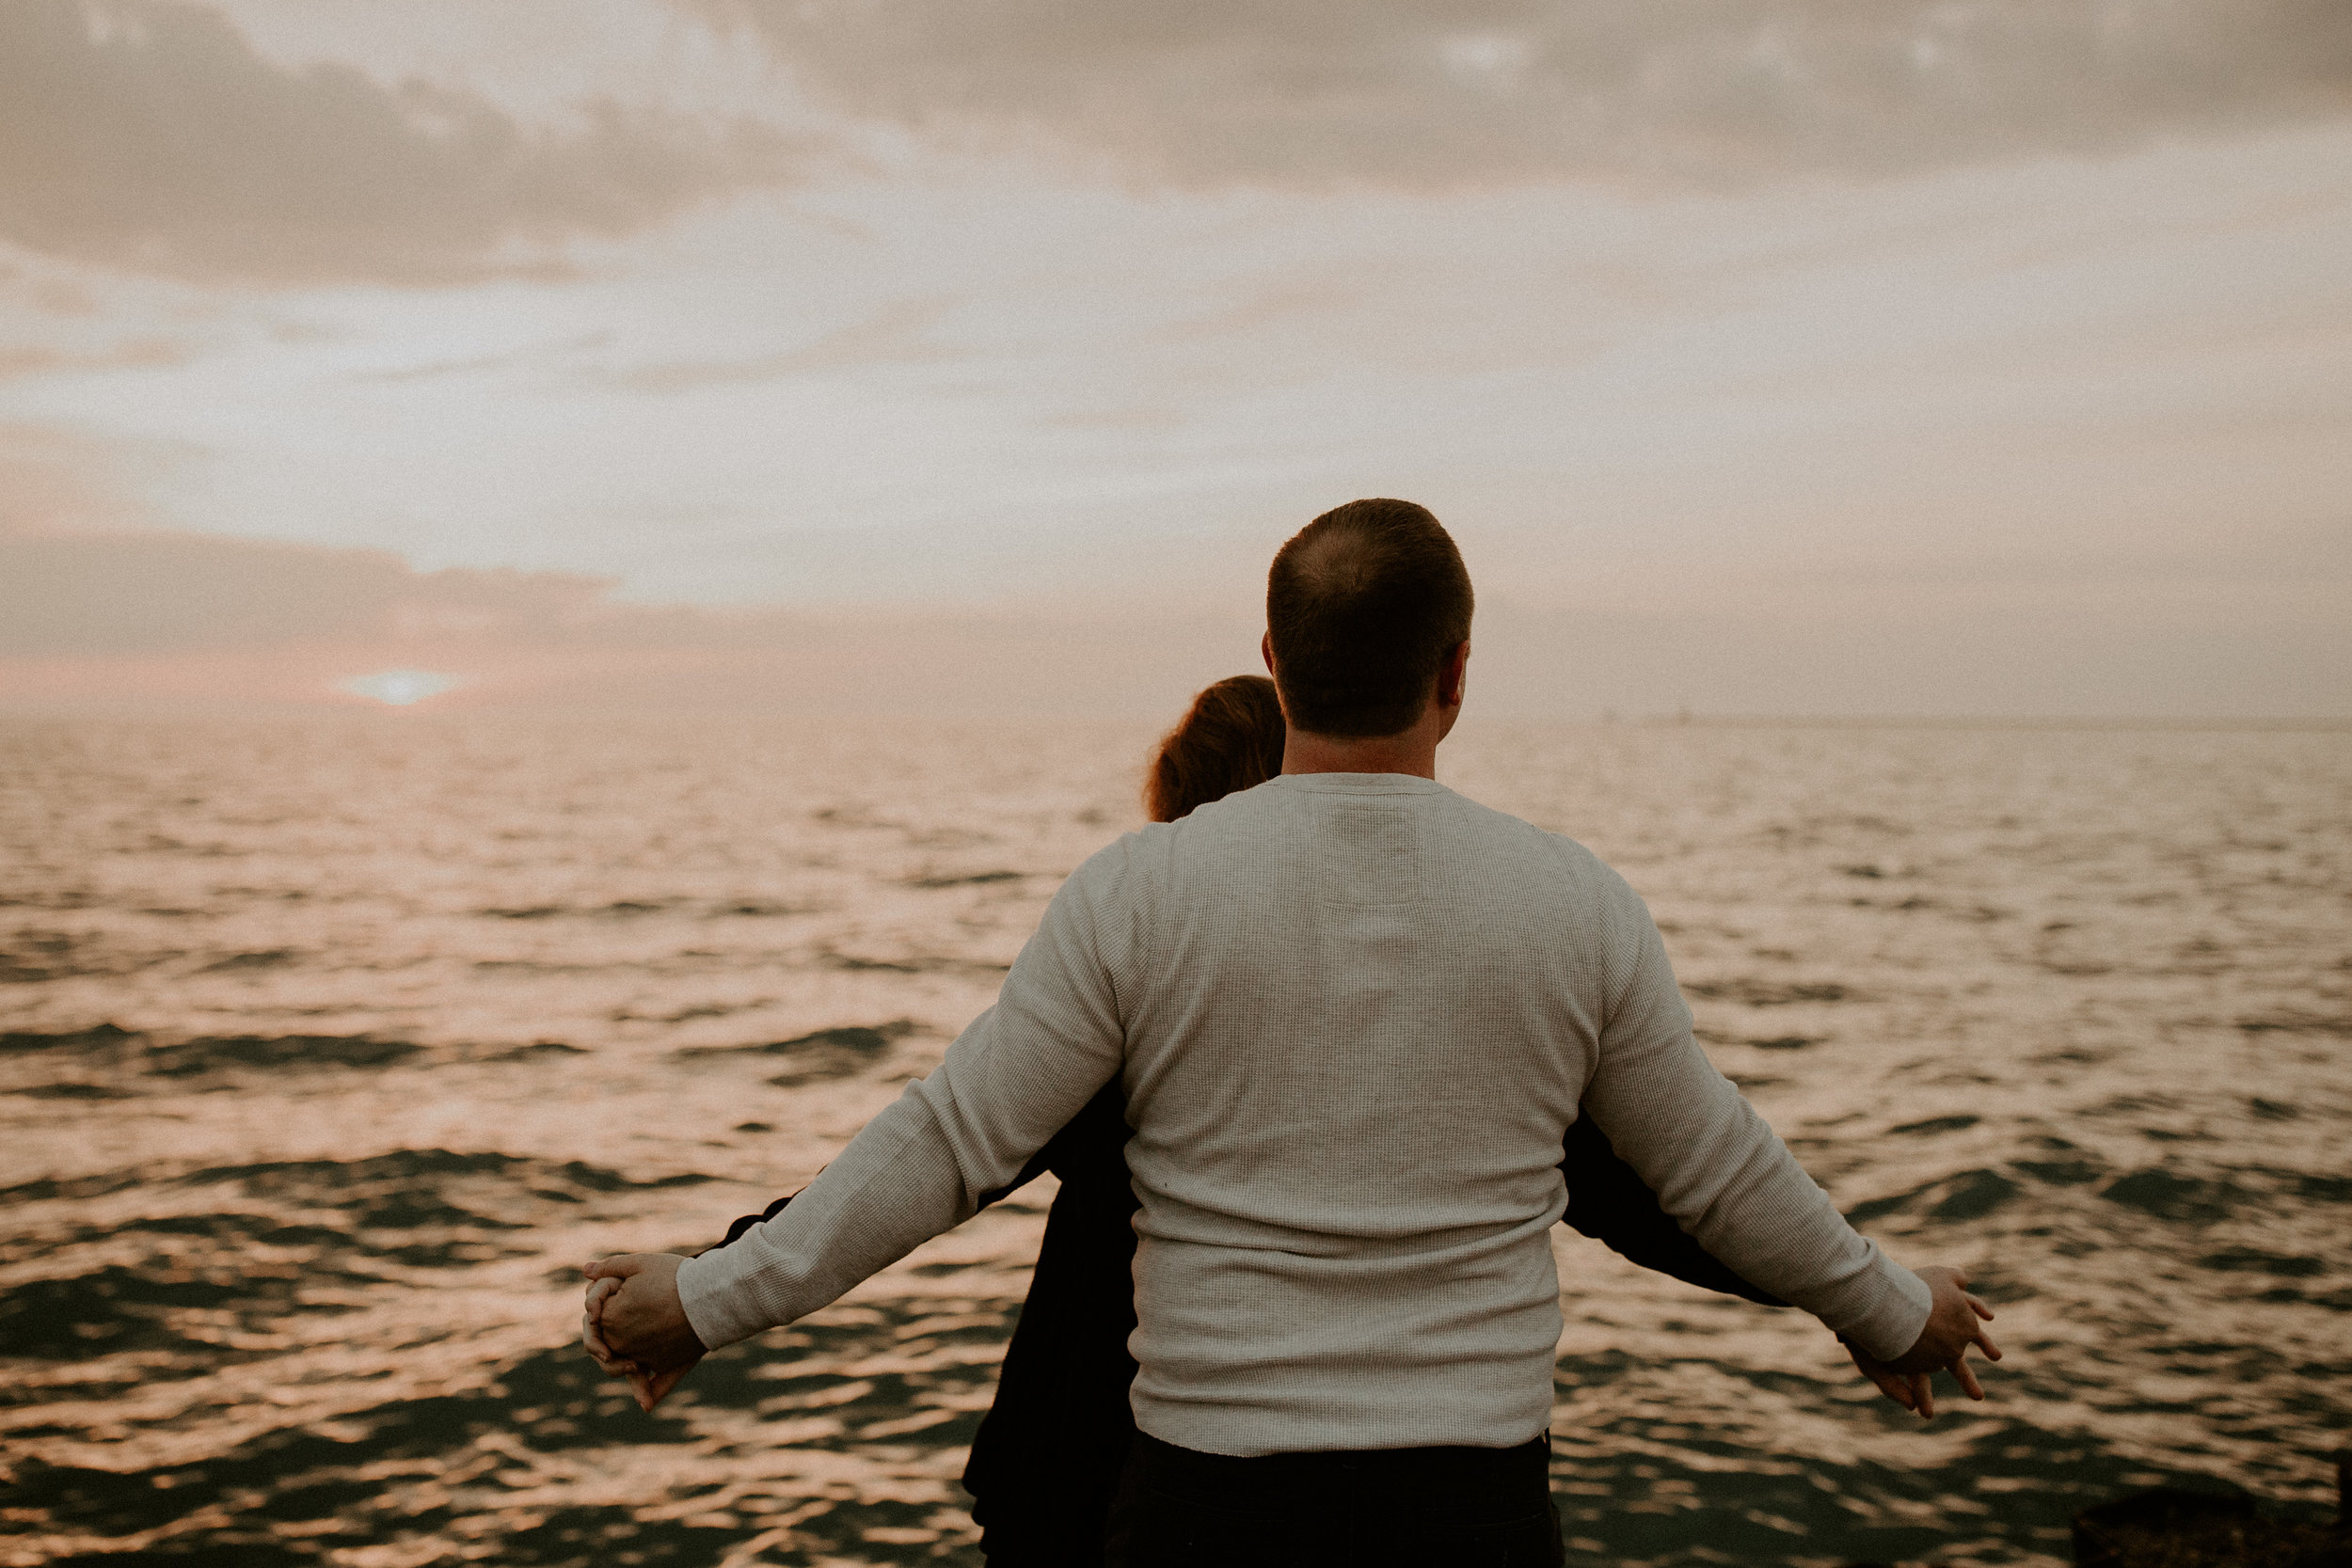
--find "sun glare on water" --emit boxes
[339,670,462,706]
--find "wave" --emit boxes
[2,1297,1014,1566]
[1681,979,1853,1006]
[675,1021,918,1087]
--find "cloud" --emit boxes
[0,422,183,532]
[694,0,2352,186]
[0,0,808,284]
[346,331,613,385]
[0,526,866,662]
[0,337,195,381]
[0,531,619,656]
[609,298,956,391]
[0,526,1263,719]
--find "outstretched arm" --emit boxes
[585,1089,1099,1406]
[1555,1105,2001,1418]
[1578,877,1976,1384]
[1555,1109,2002,1418]
[659,856,1132,1354]
[708,1109,1073,1256]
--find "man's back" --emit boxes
[1108,772,1610,1453]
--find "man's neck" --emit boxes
[1265,639,1468,782]
[1281,726,1440,781]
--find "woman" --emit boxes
[701,675,1784,1565]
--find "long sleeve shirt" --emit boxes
[677,771,1931,1456]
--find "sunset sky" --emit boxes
[3,0,2347,719]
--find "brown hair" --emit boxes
[1145,674,1286,823]
[1265,498,1472,738]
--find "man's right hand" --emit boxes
[582,1256,707,1412]
[1886,1265,2000,1396]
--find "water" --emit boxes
[2,715,2345,1566]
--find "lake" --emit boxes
[3,715,2345,1565]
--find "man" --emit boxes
[587,499,1998,1565]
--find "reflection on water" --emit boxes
[2,716,2345,1565]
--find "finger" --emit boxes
[1914,1376,1935,1420]
[583,1320,634,1372]
[1968,1294,1994,1322]
[1950,1354,1986,1402]
[1973,1326,2003,1362]
[585,1277,619,1316]
[586,1255,647,1281]
[582,1298,636,1366]
[1883,1370,1917,1418]
[639,1358,696,1411]
[647,1364,690,1409]
[1859,1365,1906,1409]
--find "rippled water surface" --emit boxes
[3,716,2346,1566]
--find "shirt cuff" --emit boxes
[675,1245,771,1354]
[1833,1253,1935,1363]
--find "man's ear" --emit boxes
[1441,641,1470,707]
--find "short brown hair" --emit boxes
[1265,499,1472,737]
[1145,674,1286,823]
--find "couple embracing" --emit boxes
[583,499,1999,1566]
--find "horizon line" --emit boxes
[0,703,2345,734]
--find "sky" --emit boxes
[2,0,2347,720]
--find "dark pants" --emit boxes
[1104,1430,1565,1568]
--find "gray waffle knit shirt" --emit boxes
[678,771,1931,1456]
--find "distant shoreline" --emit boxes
[1,705,2348,733]
[1600,713,2352,733]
